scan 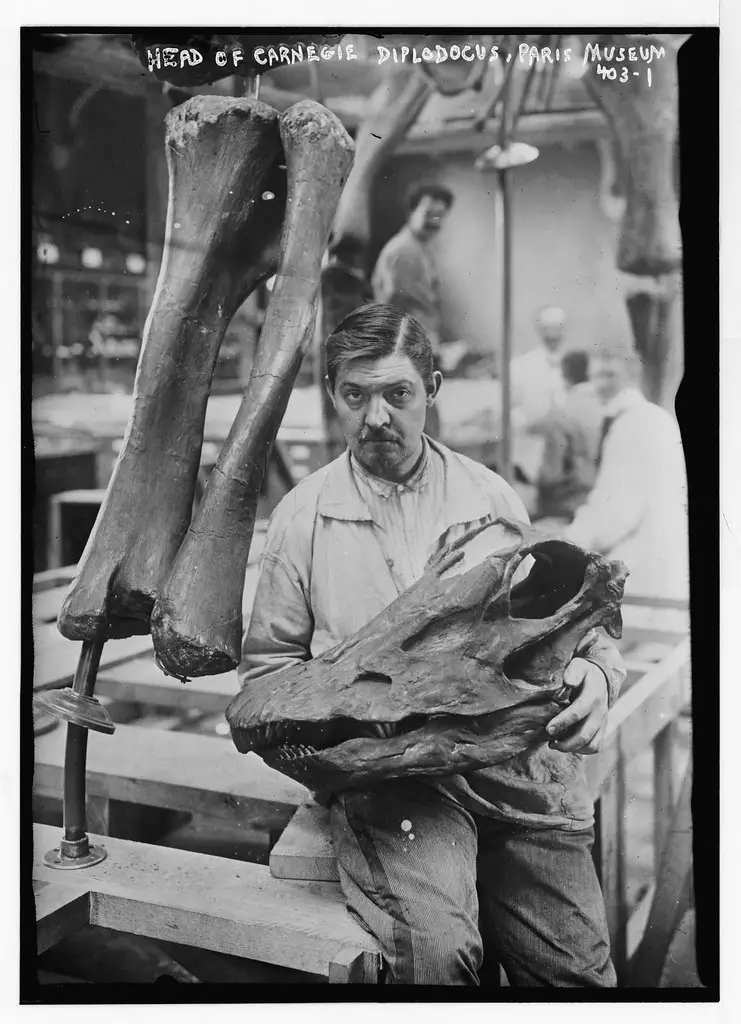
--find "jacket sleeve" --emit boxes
[574,628,626,709]
[237,504,314,688]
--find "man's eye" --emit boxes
[390,389,411,402]
[344,391,363,403]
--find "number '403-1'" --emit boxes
[595,63,653,87]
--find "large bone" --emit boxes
[57,97,286,642]
[151,101,354,677]
[582,34,682,277]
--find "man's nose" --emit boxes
[365,396,391,429]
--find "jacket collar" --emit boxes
[317,436,492,528]
[603,386,645,419]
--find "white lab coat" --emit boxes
[565,388,689,602]
[510,345,567,482]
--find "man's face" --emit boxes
[536,308,565,350]
[591,357,629,405]
[328,353,441,480]
[408,195,450,239]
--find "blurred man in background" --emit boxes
[371,183,453,353]
[372,183,454,439]
[564,344,689,605]
[510,305,568,489]
[535,350,603,524]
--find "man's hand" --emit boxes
[546,658,609,755]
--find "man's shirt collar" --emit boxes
[318,436,492,528]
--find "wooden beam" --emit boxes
[328,947,382,984]
[33,565,78,593]
[33,722,310,829]
[398,108,607,156]
[34,881,90,954]
[586,638,690,797]
[96,657,239,714]
[33,586,73,625]
[629,763,694,987]
[595,751,628,980]
[32,625,154,691]
[33,825,382,980]
[270,804,338,882]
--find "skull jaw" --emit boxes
[252,697,562,794]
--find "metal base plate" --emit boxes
[33,689,116,734]
[42,844,107,870]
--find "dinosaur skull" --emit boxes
[226,519,628,794]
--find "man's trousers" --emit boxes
[329,779,617,987]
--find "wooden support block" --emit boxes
[33,825,382,980]
[270,804,338,881]
[96,656,239,714]
[33,723,310,831]
[34,881,90,955]
[328,947,382,984]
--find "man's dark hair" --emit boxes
[325,303,435,392]
[562,350,589,386]
[405,182,454,215]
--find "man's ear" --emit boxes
[427,370,443,405]
[324,375,337,409]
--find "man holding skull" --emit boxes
[239,303,625,986]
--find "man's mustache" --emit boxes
[360,430,401,444]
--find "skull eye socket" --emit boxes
[509,541,588,619]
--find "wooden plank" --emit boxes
[629,764,694,987]
[620,604,689,636]
[84,794,188,843]
[32,625,154,691]
[34,882,90,954]
[586,638,691,797]
[33,565,77,593]
[33,586,72,624]
[270,804,339,882]
[622,595,689,611]
[33,825,382,980]
[626,883,656,961]
[594,752,628,981]
[96,656,239,714]
[33,723,310,829]
[653,720,681,868]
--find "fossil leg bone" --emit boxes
[151,101,354,677]
[57,96,286,642]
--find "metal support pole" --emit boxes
[34,638,114,869]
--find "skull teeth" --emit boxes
[275,743,318,761]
